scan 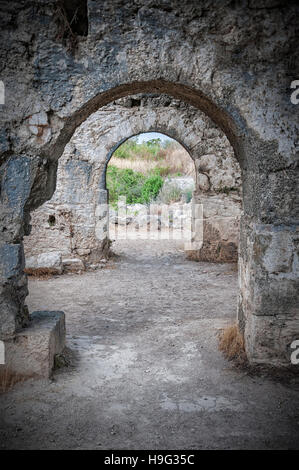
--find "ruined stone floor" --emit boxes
[0,239,299,449]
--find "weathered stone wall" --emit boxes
[23,95,241,266]
[0,0,298,367]
[189,193,241,263]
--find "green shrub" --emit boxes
[107,166,145,205]
[140,174,163,203]
[107,166,163,205]
[114,139,139,159]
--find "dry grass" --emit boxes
[219,326,299,383]
[0,367,30,394]
[24,267,60,279]
[110,145,196,177]
[218,324,247,364]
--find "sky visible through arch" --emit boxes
[134,132,173,144]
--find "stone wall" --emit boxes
[188,194,241,263]
[23,95,242,267]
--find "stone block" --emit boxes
[262,231,293,274]
[250,276,298,317]
[98,189,108,205]
[0,243,25,279]
[198,173,210,191]
[25,251,63,274]
[245,313,299,366]
[95,203,108,219]
[76,248,91,256]
[3,311,66,378]
[198,154,217,172]
[28,111,48,126]
[62,258,85,272]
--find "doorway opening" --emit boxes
[17,92,246,431]
[106,132,197,254]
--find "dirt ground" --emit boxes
[0,239,299,450]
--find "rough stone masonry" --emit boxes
[23,95,242,267]
[0,0,298,374]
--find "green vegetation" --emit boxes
[109,135,195,177]
[107,135,195,206]
[107,166,163,206]
[114,137,168,160]
[140,174,164,203]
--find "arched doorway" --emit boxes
[1,81,297,372]
[23,103,241,272]
[105,131,197,252]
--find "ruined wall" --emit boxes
[0,0,298,367]
[23,95,242,267]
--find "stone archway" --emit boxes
[1,3,298,451]
[23,96,242,269]
[1,77,298,371]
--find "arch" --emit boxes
[45,80,246,169]
[106,130,194,165]
[51,98,238,200]
[0,1,297,375]
[24,101,241,272]
[3,80,297,369]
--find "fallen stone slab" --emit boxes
[3,311,66,378]
[25,251,63,275]
[62,258,85,273]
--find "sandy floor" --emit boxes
[0,239,299,449]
